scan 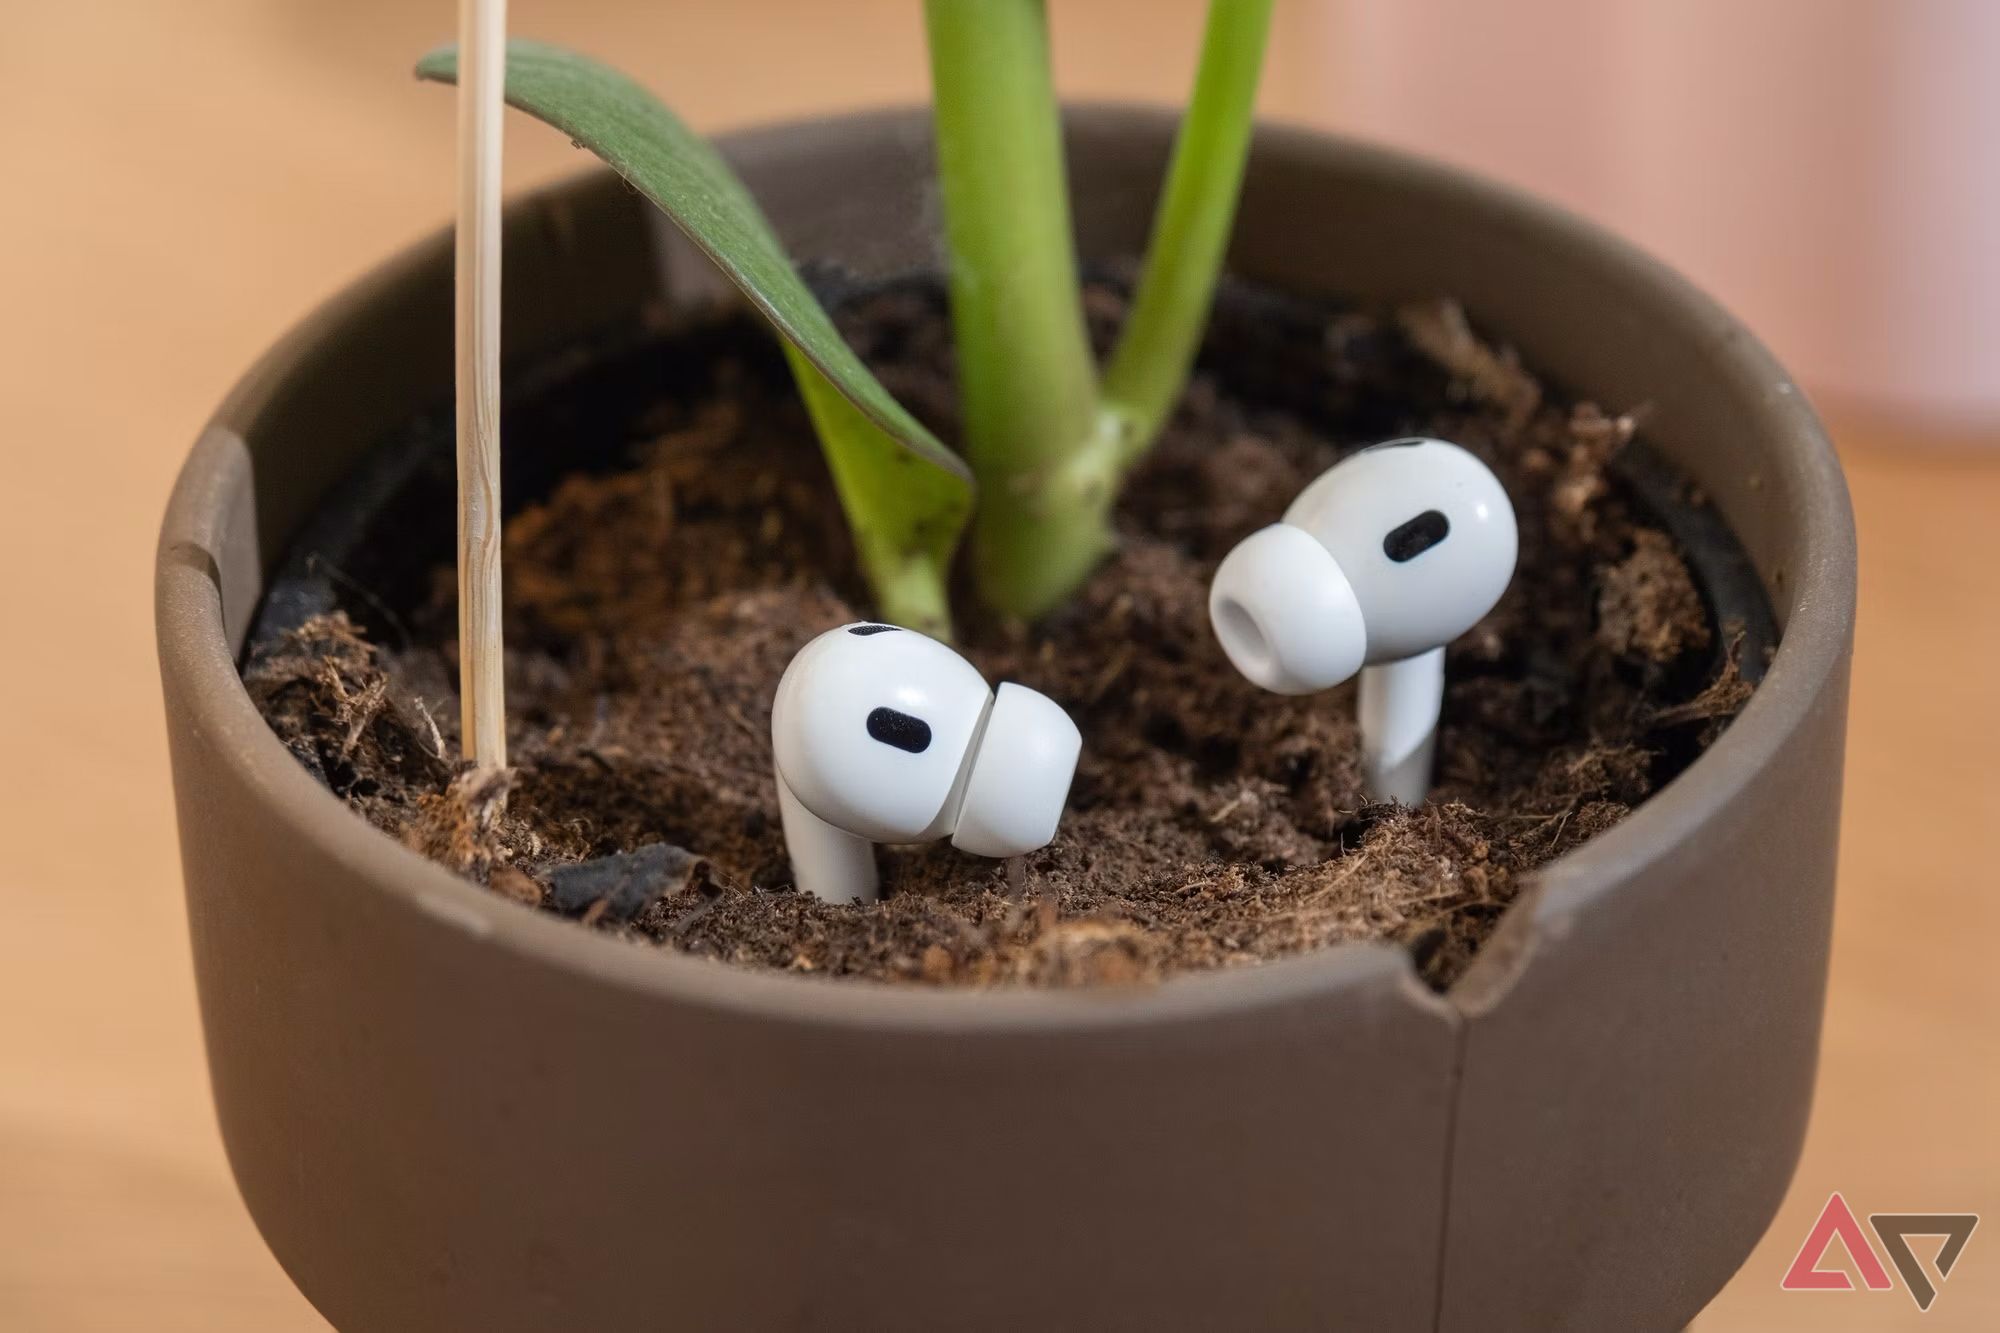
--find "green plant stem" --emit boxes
[924,0,1105,619]
[1100,0,1274,459]
[784,344,954,637]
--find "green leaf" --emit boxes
[417,40,972,633]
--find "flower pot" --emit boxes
[156,108,1855,1331]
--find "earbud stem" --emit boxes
[1357,647,1445,805]
[778,774,879,904]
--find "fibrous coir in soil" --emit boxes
[245,276,1752,990]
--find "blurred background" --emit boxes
[1,1,1994,1328]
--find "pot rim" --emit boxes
[157,104,1855,1033]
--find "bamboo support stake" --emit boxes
[455,0,507,768]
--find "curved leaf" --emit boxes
[417,40,971,633]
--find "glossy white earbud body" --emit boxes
[1208,438,1518,804]
[770,623,1083,903]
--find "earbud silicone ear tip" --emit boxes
[1208,524,1367,695]
[950,683,1082,859]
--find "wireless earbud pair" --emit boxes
[770,438,1516,902]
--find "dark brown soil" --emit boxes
[245,275,1755,990]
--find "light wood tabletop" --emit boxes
[2,3,1993,1329]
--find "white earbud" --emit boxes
[770,623,1083,904]
[1208,438,1518,805]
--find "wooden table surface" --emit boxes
[2,3,1993,1329]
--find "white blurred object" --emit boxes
[1308,0,2000,430]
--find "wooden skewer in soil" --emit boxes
[455,0,508,768]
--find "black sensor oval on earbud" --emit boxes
[865,706,933,753]
[1383,510,1451,562]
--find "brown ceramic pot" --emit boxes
[157,108,1855,1331]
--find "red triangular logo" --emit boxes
[1782,1192,1894,1291]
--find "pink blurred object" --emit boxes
[1307,0,2000,430]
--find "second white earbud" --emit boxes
[770,623,1083,904]
[1208,438,1518,805]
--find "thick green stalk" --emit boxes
[924,0,1105,619]
[1100,0,1274,458]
